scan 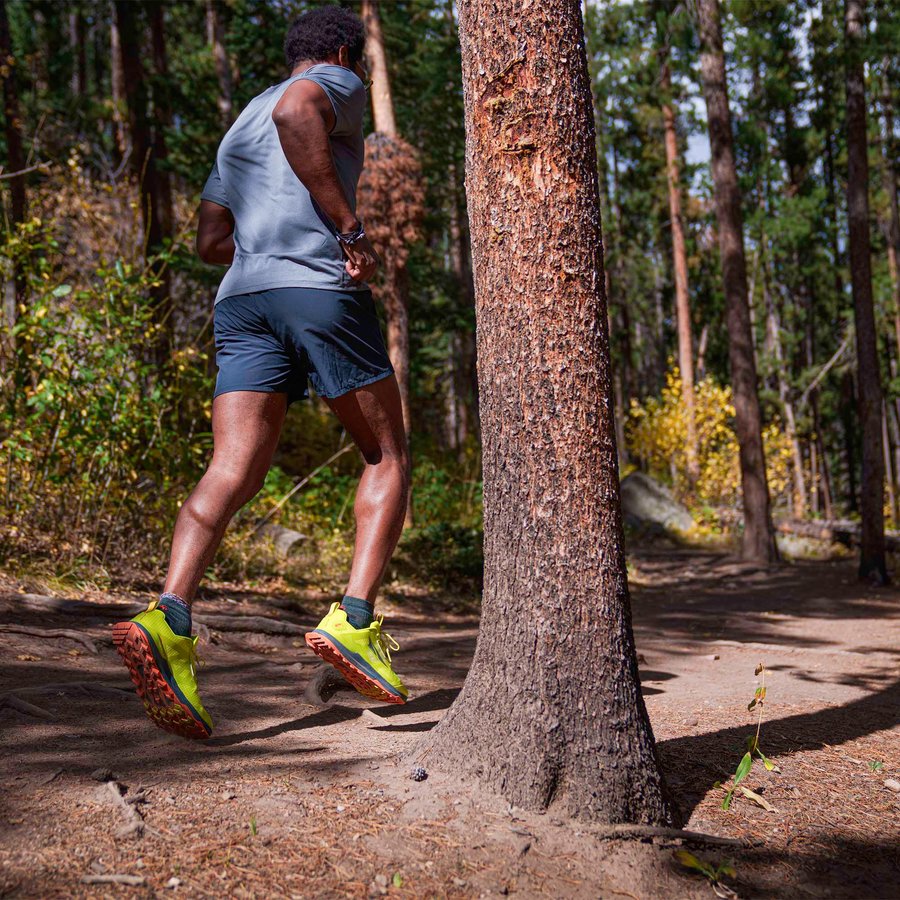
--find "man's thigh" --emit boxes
[322,373,407,465]
[210,391,288,478]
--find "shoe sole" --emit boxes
[305,632,406,705]
[113,622,211,740]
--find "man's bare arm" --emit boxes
[271,79,378,283]
[197,200,235,265]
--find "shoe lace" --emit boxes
[371,616,400,664]
[189,638,205,677]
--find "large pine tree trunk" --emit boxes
[844,0,887,582]
[414,0,673,825]
[660,58,699,484]
[693,0,777,563]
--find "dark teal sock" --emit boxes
[340,595,373,629]
[158,592,192,637]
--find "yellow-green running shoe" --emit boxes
[305,602,408,704]
[113,601,213,739]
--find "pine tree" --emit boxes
[415,0,674,824]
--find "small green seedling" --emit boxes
[249,815,258,836]
[675,849,737,897]
[868,760,884,772]
[721,663,780,811]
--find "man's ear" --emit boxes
[337,44,349,67]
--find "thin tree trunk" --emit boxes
[841,369,859,514]
[69,5,87,98]
[360,0,397,137]
[812,391,834,519]
[148,0,174,321]
[809,440,819,516]
[764,285,808,519]
[844,0,887,582]
[0,0,26,232]
[0,0,27,342]
[110,3,127,162]
[693,0,778,563]
[414,0,674,826]
[358,0,414,527]
[609,142,635,410]
[206,0,233,128]
[764,281,807,517]
[883,403,897,527]
[696,323,709,379]
[447,164,476,455]
[660,60,698,484]
[879,65,900,358]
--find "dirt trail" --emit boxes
[0,548,898,898]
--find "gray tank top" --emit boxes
[200,63,367,304]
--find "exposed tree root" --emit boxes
[0,624,99,653]
[585,823,750,847]
[1,682,133,699]
[0,694,54,719]
[193,614,305,636]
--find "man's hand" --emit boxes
[340,234,379,283]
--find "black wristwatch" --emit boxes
[336,220,366,246]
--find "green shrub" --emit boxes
[396,522,483,592]
[0,218,212,571]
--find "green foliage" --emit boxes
[674,850,736,888]
[719,663,780,812]
[627,365,794,510]
[0,218,212,570]
[397,523,483,593]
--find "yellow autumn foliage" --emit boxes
[627,366,793,508]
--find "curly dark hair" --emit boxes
[284,6,366,69]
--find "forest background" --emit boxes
[0,0,898,598]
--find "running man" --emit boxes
[113,7,410,739]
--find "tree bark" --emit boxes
[357,2,415,527]
[447,164,477,455]
[844,0,887,582]
[115,0,172,365]
[110,4,127,162]
[0,0,26,232]
[69,5,87,98]
[148,0,174,320]
[879,64,900,364]
[0,0,27,339]
[414,0,674,825]
[693,0,778,563]
[660,59,698,484]
[206,0,233,128]
[360,0,397,137]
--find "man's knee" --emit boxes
[207,461,268,509]
[360,444,410,489]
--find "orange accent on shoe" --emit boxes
[112,622,211,740]
[305,631,406,704]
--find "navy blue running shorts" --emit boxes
[212,286,395,405]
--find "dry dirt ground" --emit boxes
[0,546,898,899]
